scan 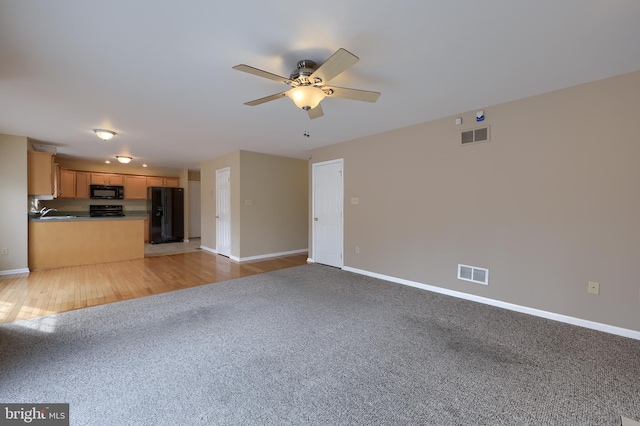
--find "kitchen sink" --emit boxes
[39,216,77,220]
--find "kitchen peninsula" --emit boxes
[29,216,145,270]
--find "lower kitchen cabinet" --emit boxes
[29,218,145,269]
[144,215,150,242]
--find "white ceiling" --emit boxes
[1,1,640,170]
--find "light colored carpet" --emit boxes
[1,264,638,425]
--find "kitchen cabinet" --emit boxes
[125,175,147,199]
[91,173,124,186]
[58,169,76,198]
[146,176,180,188]
[164,177,180,188]
[146,176,163,187]
[76,172,90,199]
[144,215,150,242]
[27,151,55,196]
[29,218,145,269]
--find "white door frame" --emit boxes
[311,158,344,268]
[215,167,231,257]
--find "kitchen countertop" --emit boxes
[29,215,146,222]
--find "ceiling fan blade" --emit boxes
[323,86,381,103]
[308,104,324,119]
[244,91,288,106]
[232,64,289,84]
[310,48,359,84]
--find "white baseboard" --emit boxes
[307,258,314,263]
[0,268,30,276]
[237,249,308,263]
[199,246,217,254]
[199,247,307,263]
[342,266,640,341]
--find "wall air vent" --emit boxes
[458,264,489,285]
[461,126,490,145]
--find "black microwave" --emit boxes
[90,185,125,199]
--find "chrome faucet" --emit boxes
[39,207,57,217]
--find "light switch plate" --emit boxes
[588,281,600,295]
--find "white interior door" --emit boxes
[312,159,344,268]
[216,168,231,257]
[188,180,201,238]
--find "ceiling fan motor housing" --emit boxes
[289,60,320,86]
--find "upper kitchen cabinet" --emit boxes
[76,172,90,199]
[91,173,124,186]
[27,151,55,196]
[124,175,147,199]
[164,177,180,188]
[58,168,76,198]
[147,176,180,188]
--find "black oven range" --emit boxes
[89,205,125,217]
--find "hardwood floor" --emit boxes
[0,251,308,324]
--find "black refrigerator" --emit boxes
[147,187,184,244]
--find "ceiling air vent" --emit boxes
[458,264,489,285]
[461,126,490,145]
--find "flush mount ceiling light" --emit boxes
[94,129,116,141]
[116,156,132,164]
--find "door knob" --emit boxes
[216,216,220,219]
[314,217,318,221]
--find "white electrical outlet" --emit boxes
[351,197,359,205]
[0,248,8,255]
[588,281,600,295]
[355,246,360,254]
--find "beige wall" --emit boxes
[309,70,640,332]
[239,151,308,258]
[0,134,29,273]
[200,150,308,259]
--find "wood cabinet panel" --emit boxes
[29,219,145,269]
[125,175,147,199]
[27,151,55,196]
[146,176,164,187]
[164,177,180,188]
[147,176,180,188]
[144,215,150,242]
[58,169,76,198]
[76,172,90,199]
[91,173,124,186]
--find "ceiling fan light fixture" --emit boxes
[116,156,132,164]
[289,86,325,110]
[93,129,116,141]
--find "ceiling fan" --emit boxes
[232,48,380,119]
